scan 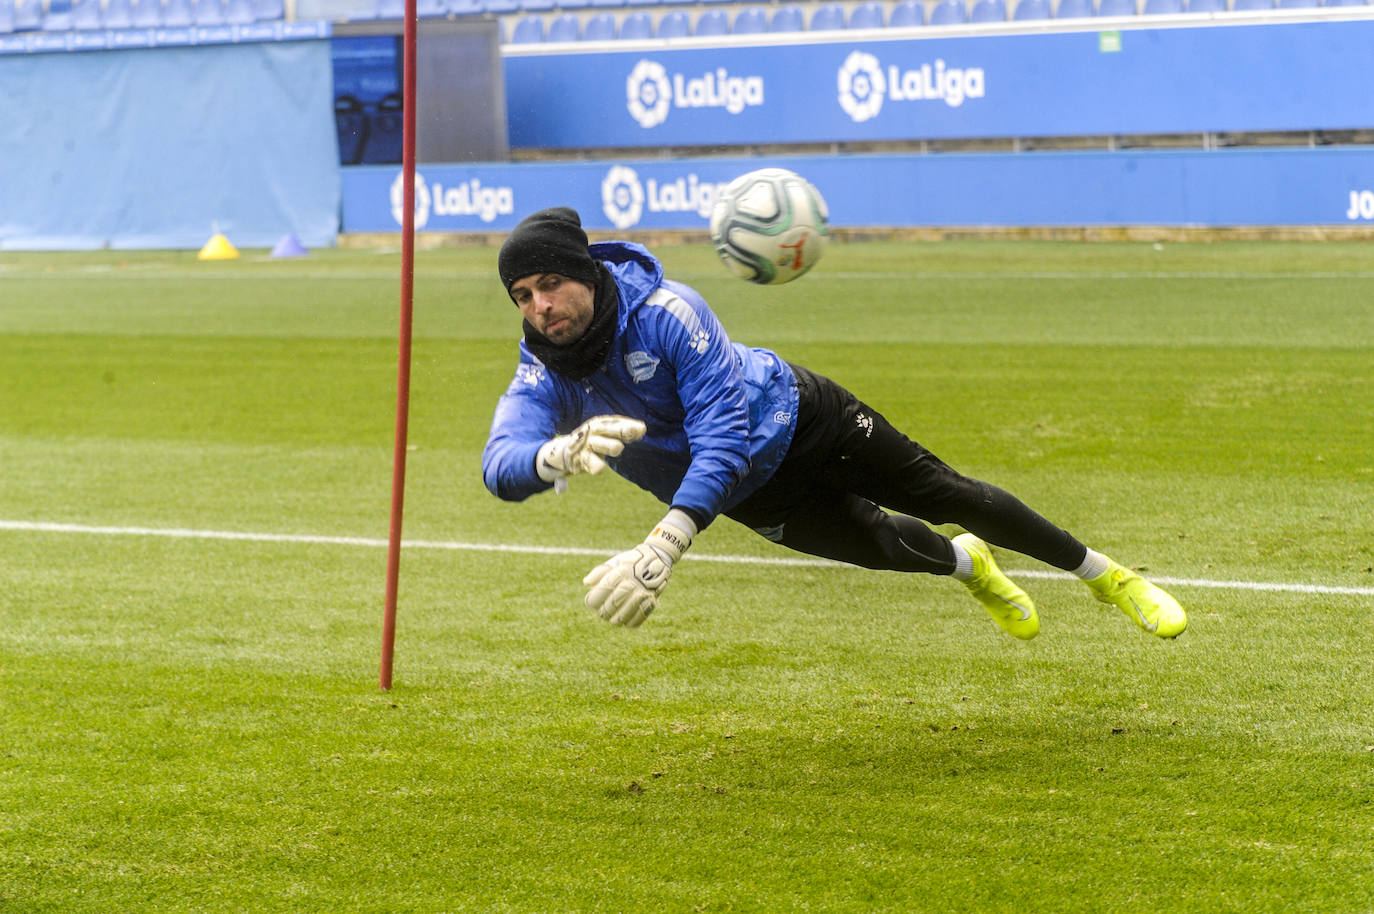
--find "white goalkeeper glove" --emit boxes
[536,415,646,494]
[583,508,697,628]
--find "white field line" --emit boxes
[3,519,1372,598]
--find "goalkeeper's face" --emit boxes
[510,273,596,345]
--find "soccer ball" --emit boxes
[709,168,829,285]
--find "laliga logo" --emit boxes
[602,165,730,230]
[391,170,433,229]
[602,165,646,230]
[837,50,986,123]
[627,60,673,129]
[391,171,514,226]
[626,58,765,129]
[838,51,886,123]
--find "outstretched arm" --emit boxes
[579,286,752,626]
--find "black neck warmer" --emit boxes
[522,263,619,380]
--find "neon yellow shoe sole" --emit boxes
[1087,562,1187,639]
[953,533,1039,640]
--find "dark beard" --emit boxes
[521,263,619,381]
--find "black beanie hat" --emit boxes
[498,207,601,298]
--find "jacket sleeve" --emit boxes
[646,287,753,521]
[481,356,574,502]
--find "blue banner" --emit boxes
[0,20,329,55]
[340,147,1374,233]
[503,19,1374,149]
[0,40,339,250]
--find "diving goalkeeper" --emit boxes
[481,206,1186,639]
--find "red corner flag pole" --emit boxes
[380,0,419,691]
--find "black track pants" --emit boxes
[725,364,1088,575]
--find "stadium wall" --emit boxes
[0,33,339,251]
[340,147,1374,235]
[502,17,1374,148]
[7,11,1374,248]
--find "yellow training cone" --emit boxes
[197,233,240,261]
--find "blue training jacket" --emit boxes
[481,241,799,524]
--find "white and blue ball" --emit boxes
[708,168,829,285]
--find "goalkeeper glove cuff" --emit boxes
[646,508,696,564]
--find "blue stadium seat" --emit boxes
[251,0,282,17]
[1184,0,1225,10]
[1324,0,1365,6]
[929,0,968,21]
[808,1,845,28]
[522,0,555,10]
[483,0,519,12]
[224,0,254,22]
[15,0,44,29]
[656,8,689,34]
[335,95,370,165]
[1276,0,1320,7]
[1096,0,1135,13]
[416,0,446,17]
[582,11,616,38]
[888,0,926,24]
[0,0,13,32]
[129,0,160,26]
[161,0,192,25]
[847,0,885,26]
[102,0,133,26]
[732,4,768,31]
[1013,0,1052,16]
[1230,0,1273,8]
[545,11,579,39]
[1142,0,1182,11]
[70,0,103,29]
[1055,0,1094,13]
[509,12,543,40]
[42,0,74,29]
[768,3,804,28]
[618,10,652,37]
[447,0,483,13]
[194,0,225,25]
[587,0,624,8]
[362,93,403,164]
[970,0,1007,18]
[693,7,727,32]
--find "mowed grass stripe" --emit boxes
[4,519,1369,596]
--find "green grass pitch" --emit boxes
[1,240,1372,912]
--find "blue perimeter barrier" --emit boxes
[0,31,339,250]
[0,20,330,55]
[340,147,1374,233]
[503,17,1374,148]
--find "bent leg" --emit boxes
[727,487,957,574]
[823,397,1087,572]
[756,363,1087,572]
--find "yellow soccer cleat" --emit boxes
[1086,561,1187,639]
[952,533,1039,640]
